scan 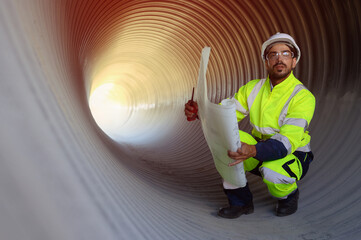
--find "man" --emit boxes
[184,33,315,218]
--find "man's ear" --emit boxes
[265,60,270,68]
[292,58,297,69]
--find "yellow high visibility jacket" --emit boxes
[232,72,316,155]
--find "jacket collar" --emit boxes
[267,71,295,92]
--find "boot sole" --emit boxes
[276,208,297,217]
[217,207,254,219]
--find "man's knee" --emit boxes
[260,166,298,199]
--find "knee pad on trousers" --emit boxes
[260,167,298,199]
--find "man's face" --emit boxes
[265,43,297,81]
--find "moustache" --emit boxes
[273,63,286,68]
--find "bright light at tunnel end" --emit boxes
[89,82,161,144]
[89,83,130,139]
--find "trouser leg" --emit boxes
[218,183,254,218]
[243,148,302,216]
[223,183,253,206]
[261,151,313,198]
[260,154,302,199]
[222,130,311,217]
[238,130,303,199]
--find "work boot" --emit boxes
[276,189,299,217]
[218,183,254,219]
[218,202,254,219]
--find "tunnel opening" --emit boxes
[1,0,361,239]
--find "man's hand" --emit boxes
[228,142,257,166]
[184,100,198,121]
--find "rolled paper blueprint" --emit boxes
[195,47,246,187]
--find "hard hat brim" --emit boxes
[261,33,301,63]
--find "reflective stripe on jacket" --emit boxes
[232,72,316,154]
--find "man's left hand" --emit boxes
[228,142,257,166]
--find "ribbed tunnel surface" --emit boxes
[1,0,361,239]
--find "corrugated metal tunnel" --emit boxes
[1,0,360,239]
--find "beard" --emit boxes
[268,62,292,81]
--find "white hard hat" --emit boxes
[261,32,301,63]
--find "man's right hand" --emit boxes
[184,100,198,121]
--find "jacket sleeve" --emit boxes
[255,139,288,161]
[232,80,260,122]
[270,89,316,155]
[255,89,316,161]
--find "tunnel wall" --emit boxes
[1,0,361,239]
